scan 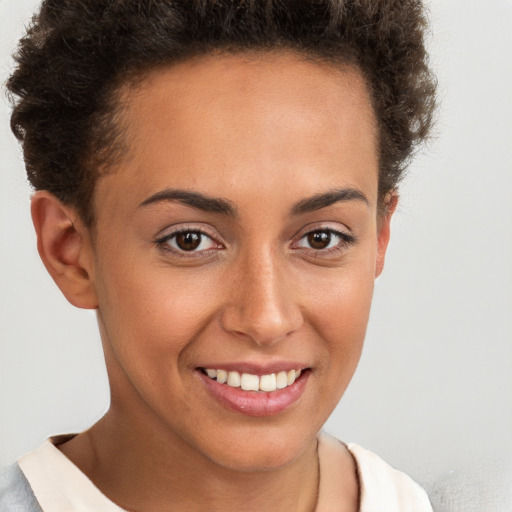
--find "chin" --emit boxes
[197,424,320,473]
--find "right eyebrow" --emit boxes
[290,187,369,216]
[138,189,237,216]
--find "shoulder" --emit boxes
[427,454,512,512]
[347,443,433,512]
[0,463,43,512]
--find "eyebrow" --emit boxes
[290,188,369,215]
[139,186,368,217]
[139,189,237,216]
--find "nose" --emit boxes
[220,251,304,347]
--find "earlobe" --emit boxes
[31,191,98,309]
[375,192,399,278]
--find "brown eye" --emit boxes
[156,228,221,256]
[295,227,355,254]
[307,231,331,250]
[175,232,202,251]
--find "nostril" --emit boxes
[220,302,303,347]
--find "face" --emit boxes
[86,52,390,471]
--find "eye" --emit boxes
[295,228,355,252]
[156,229,220,255]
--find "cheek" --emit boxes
[95,257,222,373]
[323,269,374,332]
[302,261,376,381]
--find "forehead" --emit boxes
[97,51,378,215]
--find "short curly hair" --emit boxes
[7,0,436,226]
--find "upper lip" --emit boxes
[197,361,309,375]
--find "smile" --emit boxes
[202,368,302,392]
[198,366,310,416]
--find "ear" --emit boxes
[375,192,399,278]
[31,191,98,309]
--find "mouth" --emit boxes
[197,366,310,416]
[200,368,303,392]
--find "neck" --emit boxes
[59,407,320,512]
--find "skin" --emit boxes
[31,52,397,512]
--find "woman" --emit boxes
[1,1,436,510]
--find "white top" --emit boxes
[16,433,432,512]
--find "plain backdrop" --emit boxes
[1,0,511,496]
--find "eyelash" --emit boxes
[154,228,222,258]
[293,228,356,257]
[154,227,356,258]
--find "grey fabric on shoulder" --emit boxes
[0,463,43,512]
[426,457,512,512]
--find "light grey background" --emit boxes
[1,0,511,497]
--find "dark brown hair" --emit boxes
[7,0,436,225]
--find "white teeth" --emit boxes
[227,371,241,388]
[241,373,260,391]
[276,371,288,389]
[259,373,277,392]
[204,368,304,392]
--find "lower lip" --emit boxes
[198,370,310,417]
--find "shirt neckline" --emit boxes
[19,432,361,512]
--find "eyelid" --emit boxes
[290,223,357,257]
[153,223,225,256]
[292,222,354,243]
[155,222,220,241]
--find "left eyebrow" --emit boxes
[290,188,369,216]
[139,189,237,216]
